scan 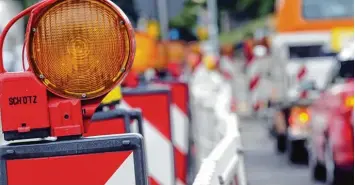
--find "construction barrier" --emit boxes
[85,109,144,137]
[1,134,148,185]
[191,75,247,185]
[153,81,192,185]
[120,86,176,185]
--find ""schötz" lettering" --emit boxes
[8,96,38,105]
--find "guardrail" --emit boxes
[190,74,247,185]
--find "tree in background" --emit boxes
[169,1,200,29]
[235,0,275,18]
[170,0,275,32]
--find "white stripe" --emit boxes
[120,101,175,185]
[171,104,189,154]
[131,119,139,133]
[176,178,186,185]
[105,153,135,185]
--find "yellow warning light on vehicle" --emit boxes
[133,32,158,73]
[331,27,354,52]
[345,95,354,108]
[28,0,135,100]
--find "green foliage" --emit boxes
[219,16,268,45]
[170,0,274,30]
[236,0,274,17]
[169,1,200,28]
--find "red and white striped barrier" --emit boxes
[120,88,175,185]
[247,57,263,112]
[153,81,191,185]
[297,65,308,99]
[6,148,136,185]
[3,134,148,185]
[86,87,177,185]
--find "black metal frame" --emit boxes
[91,109,144,136]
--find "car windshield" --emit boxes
[289,45,336,59]
[303,0,354,20]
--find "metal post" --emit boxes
[220,10,231,33]
[206,0,220,57]
[156,0,169,40]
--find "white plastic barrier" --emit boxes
[190,64,225,168]
[190,65,247,185]
[193,112,246,185]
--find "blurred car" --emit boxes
[308,43,354,185]
[275,81,318,163]
[269,0,353,162]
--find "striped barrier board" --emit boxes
[0,134,147,185]
[153,80,191,185]
[84,109,144,137]
[297,65,308,99]
[120,86,176,185]
[247,57,262,111]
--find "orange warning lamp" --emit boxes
[155,41,169,70]
[167,41,186,64]
[0,0,135,141]
[133,32,158,73]
[187,41,201,54]
[220,44,234,57]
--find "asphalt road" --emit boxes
[239,117,323,185]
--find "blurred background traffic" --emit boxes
[1,0,354,185]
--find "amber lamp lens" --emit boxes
[29,0,134,99]
[133,33,157,73]
[167,41,185,64]
[156,42,168,70]
[189,42,201,54]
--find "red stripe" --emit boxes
[297,66,306,80]
[249,75,260,91]
[245,58,255,67]
[253,102,261,111]
[7,151,132,185]
[230,98,237,112]
[300,90,308,99]
[123,93,172,140]
[175,148,187,184]
[149,176,160,185]
[234,174,238,185]
[170,83,189,115]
